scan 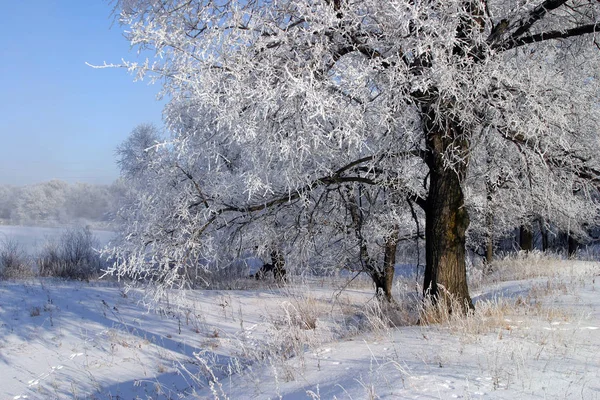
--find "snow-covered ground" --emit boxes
[1,256,599,399]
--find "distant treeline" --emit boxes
[0,180,126,228]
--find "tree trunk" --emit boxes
[539,219,549,251]
[344,185,397,302]
[423,127,473,312]
[371,226,399,303]
[520,225,533,251]
[567,235,579,258]
[270,250,287,283]
[424,165,473,311]
[485,213,494,265]
[485,233,494,266]
[485,181,494,265]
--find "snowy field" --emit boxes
[0,226,115,255]
[1,255,600,399]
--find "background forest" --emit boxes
[0,180,126,228]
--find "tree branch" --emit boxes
[509,0,569,40]
[500,131,600,184]
[188,156,382,218]
[498,23,600,50]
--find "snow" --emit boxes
[1,259,600,399]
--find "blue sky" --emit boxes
[0,1,165,186]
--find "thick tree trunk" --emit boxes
[421,122,473,311]
[520,225,533,251]
[423,165,473,311]
[420,108,474,313]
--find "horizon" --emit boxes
[0,178,119,188]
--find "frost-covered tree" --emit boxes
[0,185,18,222]
[11,180,69,225]
[107,0,600,310]
[466,131,598,260]
[116,123,162,180]
[64,183,113,223]
[109,104,423,299]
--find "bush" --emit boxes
[0,239,33,279]
[38,227,104,280]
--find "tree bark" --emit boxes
[371,226,399,303]
[485,230,494,265]
[539,219,549,251]
[485,209,494,265]
[484,181,494,265]
[270,250,287,283]
[423,123,474,312]
[344,186,396,302]
[567,235,579,258]
[520,225,533,251]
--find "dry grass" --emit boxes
[159,252,598,399]
[418,256,588,338]
[29,306,41,317]
[257,288,335,379]
[0,239,34,280]
[486,250,597,282]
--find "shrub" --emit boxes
[0,239,33,279]
[38,227,104,280]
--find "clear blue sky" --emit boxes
[0,1,165,186]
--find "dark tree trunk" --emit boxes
[539,219,549,251]
[413,1,488,313]
[371,226,399,303]
[362,228,398,302]
[485,182,494,265]
[423,164,473,311]
[485,231,494,265]
[520,225,533,251]
[567,235,579,258]
[422,121,473,312]
[485,210,494,265]
[270,250,287,283]
[344,185,396,302]
[254,249,287,282]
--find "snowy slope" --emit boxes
[1,259,599,399]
